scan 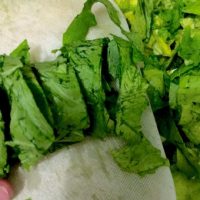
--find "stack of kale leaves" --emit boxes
[0,0,167,180]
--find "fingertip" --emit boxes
[0,179,13,200]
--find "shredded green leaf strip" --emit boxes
[1,55,54,169]
[112,137,168,175]
[183,1,200,16]
[10,40,55,127]
[10,39,30,65]
[63,0,128,45]
[34,58,89,143]
[63,39,110,138]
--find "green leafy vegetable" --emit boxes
[169,69,200,145]
[115,0,153,51]
[0,55,54,169]
[156,107,200,200]
[63,0,126,45]
[10,39,30,65]
[156,108,200,179]
[178,27,200,67]
[63,39,111,138]
[107,37,167,174]
[62,0,96,45]
[10,40,54,126]
[0,0,171,180]
[115,0,200,196]
[34,57,89,142]
[144,67,167,111]
[65,0,167,173]
[22,67,54,127]
[112,137,167,175]
[114,38,148,143]
[172,169,200,200]
[183,1,200,16]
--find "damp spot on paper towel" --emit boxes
[92,193,100,200]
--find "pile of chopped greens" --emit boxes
[115,0,200,199]
[0,0,167,182]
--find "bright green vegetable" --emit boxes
[112,137,168,175]
[144,66,167,111]
[63,0,167,174]
[115,0,200,197]
[0,55,54,169]
[115,0,154,51]
[156,108,200,179]
[22,66,54,127]
[63,39,111,138]
[178,27,200,67]
[10,40,54,126]
[63,0,127,46]
[183,1,200,16]
[170,70,200,145]
[34,57,89,142]
[114,38,148,144]
[0,0,170,178]
[172,169,200,200]
[10,39,30,65]
[107,37,167,174]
